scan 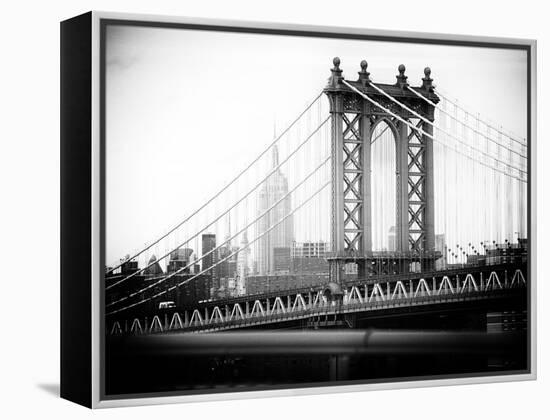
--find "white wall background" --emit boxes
[0,0,547,417]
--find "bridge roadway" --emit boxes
[198,262,522,308]
[109,262,527,335]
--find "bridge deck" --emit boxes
[108,264,527,335]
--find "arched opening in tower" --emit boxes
[370,119,397,252]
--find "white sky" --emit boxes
[105,24,527,264]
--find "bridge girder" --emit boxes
[109,266,526,335]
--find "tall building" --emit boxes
[291,241,329,274]
[215,216,240,282]
[291,241,328,258]
[273,247,291,274]
[236,231,251,294]
[166,248,193,274]
[201,234,216,274]
[216,241,232,279]
[143,254,164,276]
[191,252,201,274]
[256,145,294,275]
[120,259,139,275]
[435,233,447,270]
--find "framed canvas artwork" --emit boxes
[60,11,536,408]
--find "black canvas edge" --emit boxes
[60,11,93,408]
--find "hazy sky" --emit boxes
[105,24,527,264]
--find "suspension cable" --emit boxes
[106,91,324,275]
[341,80,526,183]
[405,86,526,159]
[106,116,330,290]
[435,88,527,146]
[106,156,331,308]
[368,82,526,175]
[107,179,331,316]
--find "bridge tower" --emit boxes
[324,58,440,283]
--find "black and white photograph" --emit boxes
[4,0,550,417]
[99,17,532,398]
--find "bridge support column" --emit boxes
[396,120,410,253]
[358,99,373,279]
[329,91,345,269]
[326,58,374,284]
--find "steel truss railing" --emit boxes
[109,267,526,335]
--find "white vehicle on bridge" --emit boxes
[158,301,176,310]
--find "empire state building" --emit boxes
[256,145,294,275]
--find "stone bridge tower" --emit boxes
[323,58,440,282]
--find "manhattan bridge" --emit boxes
[105,58,528,343]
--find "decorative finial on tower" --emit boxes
[422,67,434,91]
[396,64,408,87]
[357,60,370,86]
[328,57,343,88]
